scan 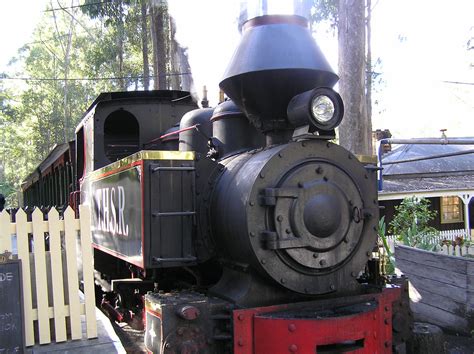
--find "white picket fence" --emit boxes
[0,205,97,346]
[385,229,473,257]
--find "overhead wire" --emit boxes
[44,0,117,13]
[0,73,192,82]
[4,1,188,85]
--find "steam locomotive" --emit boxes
[23,14,411,353]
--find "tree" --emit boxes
[140,0,150,90]
[81,0,142,90]
[337,0,371,155]
[0,81,36,206]
[312,0,373,155]
[149,0,194,91]
[1,1,195,205]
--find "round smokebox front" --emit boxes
[210,139,378,295]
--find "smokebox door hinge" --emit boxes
[261,231,306,250]
[260,188,299,206]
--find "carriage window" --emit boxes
[76,128,85,180]
[104,110,140,162]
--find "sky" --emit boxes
[0,0,473,139]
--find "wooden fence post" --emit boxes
[15,209,35,346]
[64,207,82,340]
[32,209,51,344]
[0,211,12,254]
[48,208,67,342]
[79,205,97,339]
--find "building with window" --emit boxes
[378,141,474,237]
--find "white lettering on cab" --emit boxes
[94,185,129,236]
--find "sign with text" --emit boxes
[0,260,25,353]
[91,164,143,266]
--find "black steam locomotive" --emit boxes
[23,14,411,353]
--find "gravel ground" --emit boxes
[111,322,146,353]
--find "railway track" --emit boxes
[110,319,147,353]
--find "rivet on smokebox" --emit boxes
[288,324,296,332]
[176,305,200,320]
[289,344,298,353]
[238,314,244,321]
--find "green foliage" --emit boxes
[311,0,338,27]
[389,197,439,251]
[0,83,36,207]
[0,2,149,205]
[378,216,395,274]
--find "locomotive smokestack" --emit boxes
[219,15,338,140]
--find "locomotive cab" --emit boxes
[75,90,196,175]
[75,90,199,277]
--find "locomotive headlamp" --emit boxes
[311,95,335,124]
[287,87,344,131]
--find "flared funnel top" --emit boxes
[220,15,338,132]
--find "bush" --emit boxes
[378,216,395,274]
[389,197,439,251]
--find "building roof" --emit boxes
[382,142,474,177]
[379,140,474,198]
[382,174,474,193]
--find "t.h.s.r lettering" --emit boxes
[94,186,129,236]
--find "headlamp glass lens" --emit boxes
[311,95,335,124]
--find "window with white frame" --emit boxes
[440,196,463,224]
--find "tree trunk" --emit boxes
[118,23,125,90]
[407,322,446,354]
[63,17,74,142]
[150,0,168,90]
[366,0,372,132]
[337,0,372,155]
[169,18,180,90]
[141,0,150,90]
[117,2,125,90]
